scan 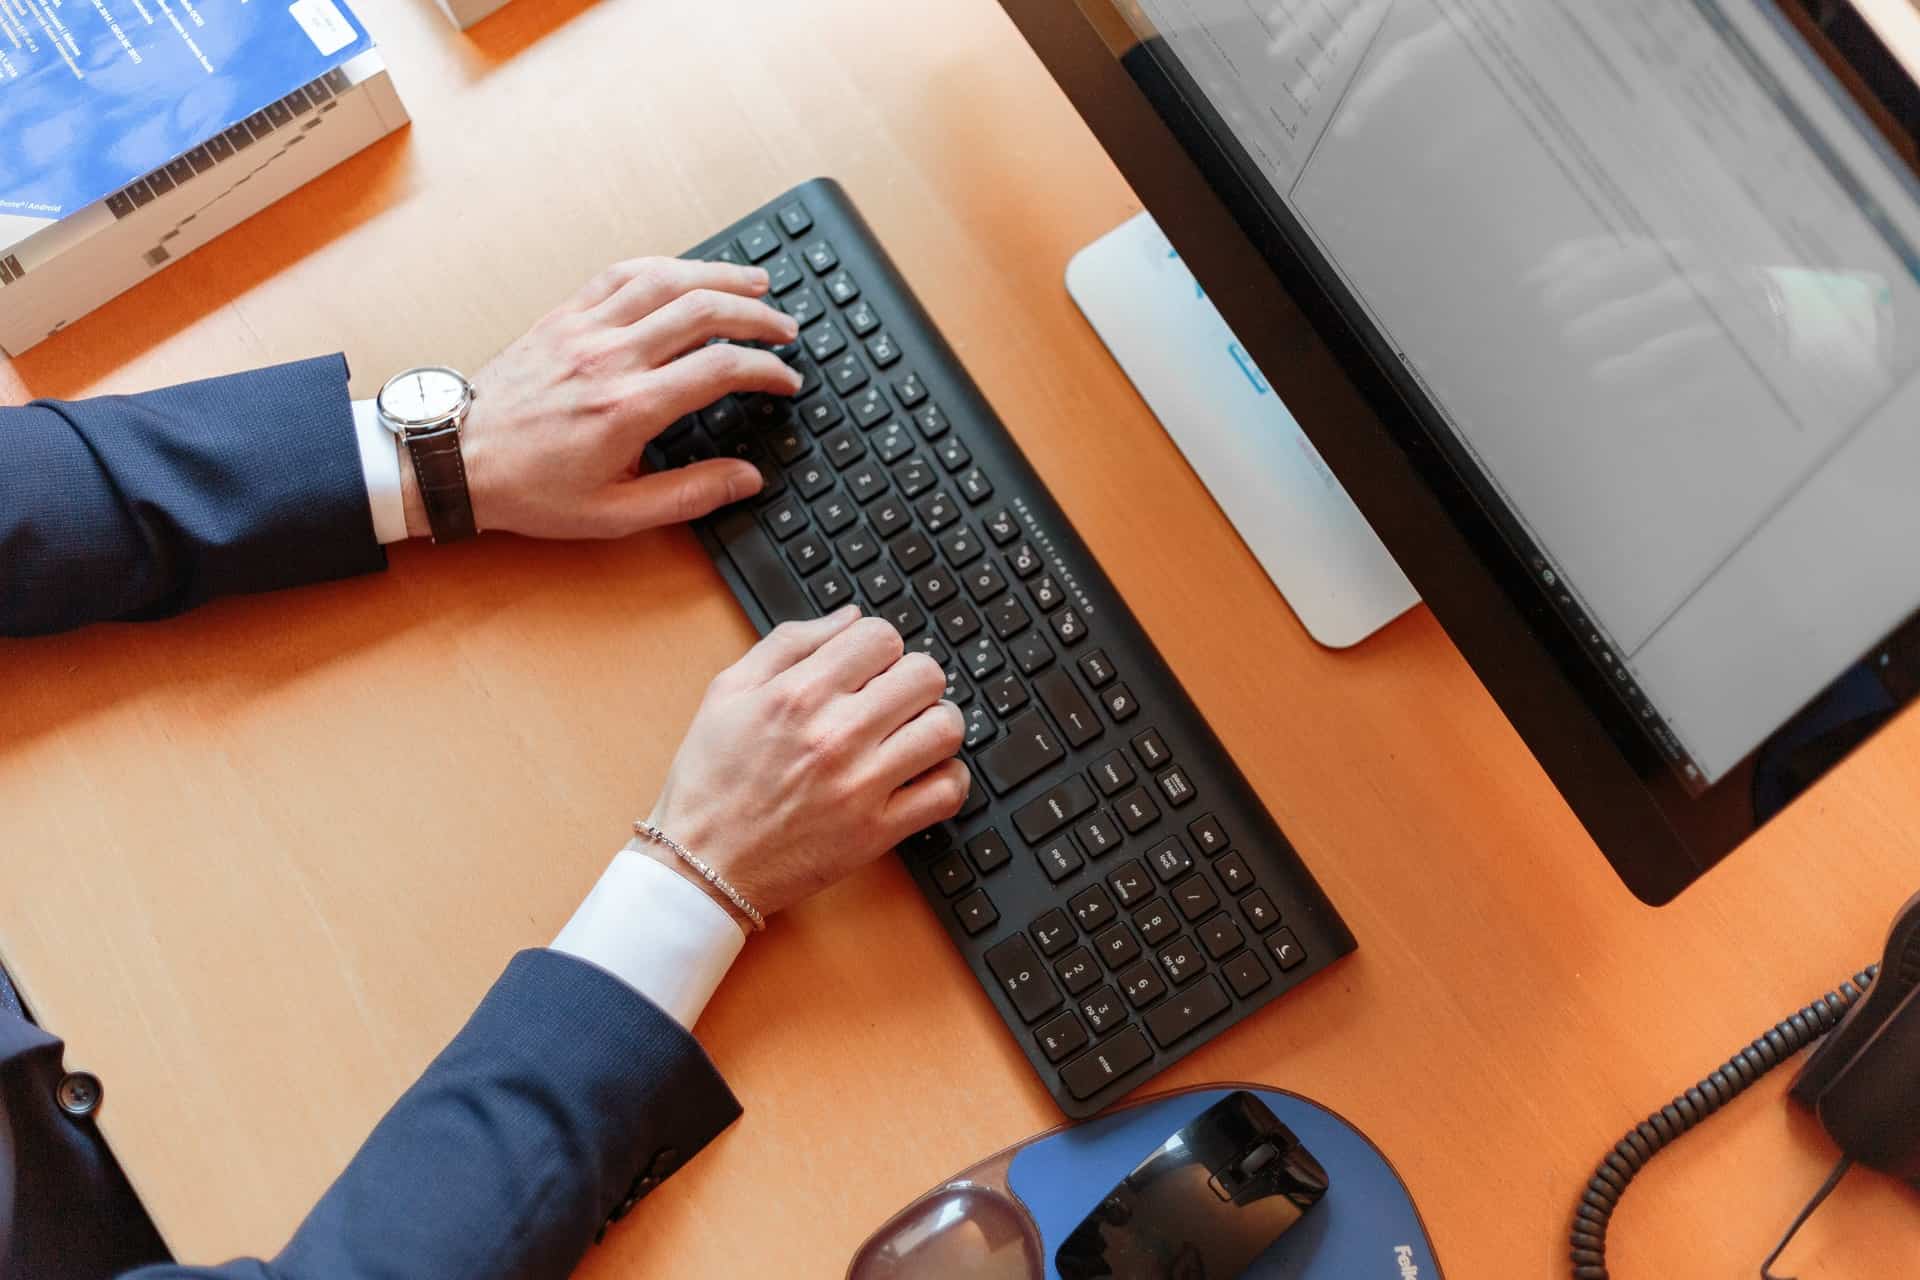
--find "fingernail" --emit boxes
[750,267,770,289]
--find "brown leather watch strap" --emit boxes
[402,424,477,543]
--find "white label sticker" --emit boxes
[288,0,355,56]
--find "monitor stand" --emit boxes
[1066,213,1417,649]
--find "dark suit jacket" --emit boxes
[1,358,742,1278]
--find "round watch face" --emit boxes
[379,367,469,428]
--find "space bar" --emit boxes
[712,509,816,626]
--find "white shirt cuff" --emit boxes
[351,398,409,545]
[550,850,746,1030]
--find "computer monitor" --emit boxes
[1002,0,1920,904]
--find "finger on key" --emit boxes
[629,289,797,368]
[872,699,967,790]
[846,651,947,740]
[723,606,862,689]
[780,614,902,700]
[881,758,972,845]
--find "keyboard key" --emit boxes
[835,527,880,571]
[813,493,857,536]
[1215,851,1254,894]
[984,673,1028,715]
[1172,873,1218,922]
[777,201,814,236]
[845,298,881,336]
[1107,860,1152,907]
[848,385,891,429]
[955,889,998,935]
[1095,923,1140,970]
[1118,959,1167,1009]
[959,468,994,505]
[762,495,807,541]
[825,269,860,305]
[1091,750,1136,796]
[1036,1010,1089,1064]
[912,566,957,609]
[1268,928,1307,971]
[1102,683,1139,722]
[1060,1025,1150,1100]
[846,463,888,504]
[917,491,960,532]
[786,532,830,576]
[860,564,903,605]
[866,332,902,367]
[800,395,844,435]
[767,423,811,466]
[935,436,971,472]
[1055,948,1099,996]
[822,426,867,470]
[967,828,1012,875]
[959,766,990,819]
[805,322,848,361]
[1078,987,1124,1035]
[1133,898,1177,945]
[988,595,1033,640]
[883,599,927,638]
[1068,884,1116,932]
[1131,730,1171,770]
[1144,974,1229,1048]
[1014,776,1097,844]
[964,704,996,749]
[929,852,973,896]
[809,569,854,610]
[1049,606,1087,647]
[1031,576,1065,611]
[1198,912,1245,960]
[1116,787,1160,832]
[739,221,781,261]
[1009,543,1043,578]
[1034,669,1101,747]
[894,373,929,407]
[913,402,950,439]
[1075,811,1122,860]
[1223,950,1270,998]
[941,526,983,568]
[1188,814,1229,857]
[1077,651,1116,688]
[1241,889,1280,932]
[1147,837,1194,884]
[1035,836,1083,883]
[963,636,1004,680]
[894,456,936,497]
[943,662,973,707]
[965,561,1008,604]
[985,508,1020,545]
[784,287,826,327]
[874,422,914,464]
[977,709,1065,794]
[938,605,982,649]
[1030,908,1074,956]
[1009,630,1053,674]
[802,239,839,273]
[892,530,936,573]
[870,495,913,537]
[1156,766,1197,808]
[1156,936,1205,985]
[984,934,1061,1023]
[702,397,744,435]
[767,254,803,294]
[827,353,868,394]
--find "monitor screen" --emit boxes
[1087,0,1920,793]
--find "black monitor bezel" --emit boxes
[1000,0,1920,904]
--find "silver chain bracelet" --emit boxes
[632,820,766,932]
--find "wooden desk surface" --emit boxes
[3,1,1917,1274]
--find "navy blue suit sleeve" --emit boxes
[0,355,386,637]
[124,949,742,1280]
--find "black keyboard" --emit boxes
[648,179,1356,1118]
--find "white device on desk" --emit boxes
[1066,213,1417,649]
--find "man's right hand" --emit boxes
[404,257,801,541]
[643,607,970,932]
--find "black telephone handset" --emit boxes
[1056,1091,1329,1280]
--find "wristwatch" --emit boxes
[376,366,478,543]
